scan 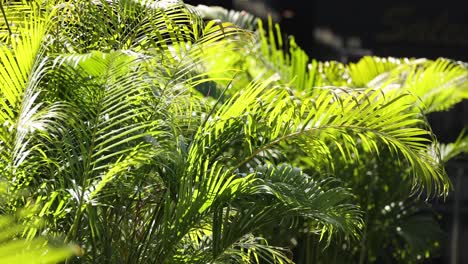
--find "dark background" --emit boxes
[186,1,468,263]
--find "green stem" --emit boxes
[0,1,12,36]
[358,222,367,264]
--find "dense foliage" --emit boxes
[0,0,467,263]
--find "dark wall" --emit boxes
[187,0,468,62]
[312,0,468,61]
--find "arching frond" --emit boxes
[167,163,359,264]
[38,50,171,227]
[0,182,75,263]
[0,215,74,263]
[194,4,257,30]
[347,56,403,87]
[0,3,62,191]
[190,77,448,196]
[209,165,361,251]
[176,233,293,264]
[1,1,461,264]
[438,130,468,162]
[398,58,468,113]
[252,21,468,115]
[357,57,468,113]
[253,18,352,90]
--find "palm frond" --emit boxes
[0,215,75,263]
[253,21,468,115]
[168,163,358,263]
[194,4,256,30]
[55,0,253,102]
[35,51,172,239]
[400,58,468,113]
[347,56,403,87]
[351,57,468,113]
[211,165,361,248]
[1,1,461,264]
[0,182,75,263]
[254,19,351,90]
[0,2,62,192]
[177,233,293,264]
[438,130,468,162]
[190,76,448,196]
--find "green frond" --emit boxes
[175,232,293,264]
[399,58,468,113]
[170,164,358,263]
[347,56,403,87]
[214,235,294,264]
[0,216,74,263]
[0,4,58,188]
[251,165,362,240]
[53,0,254,100]
[438,130,468,162]
[254,18,350,90]
[194,4,256,30]
[0,1,461,263]
[0,182,75,263]
[21,50,173,248]
[348,57,468,113]
[191,77,448,196]
[252,21,468,116]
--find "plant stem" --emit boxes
[358,223,367,264]
[0,1,12,36]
